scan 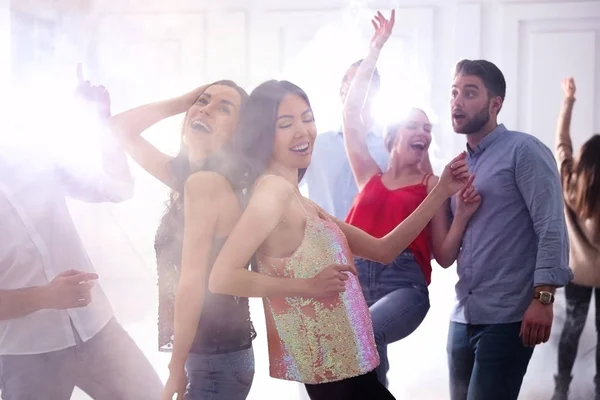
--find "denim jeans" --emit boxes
[355,250,430,387]
[447,321,534,400]
[185,346,254,400]
[0,317,163,400]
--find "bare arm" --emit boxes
[555,78,576,188]
[429,176,477,268]
[342,46,385,190]
[108,86,206,188]
[169,172,225,369]
[209,176,313,298]
[0,287,47,320]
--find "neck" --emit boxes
[388,154,422,178]
[466,120,499,150]
[265,161,299,187]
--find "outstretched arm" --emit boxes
[109,85,207,188]
[555,77,576,188]
[342,10,395,190]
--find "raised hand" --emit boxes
[307,264,358,298]
[561,77,576,99]
[437,152,471,198]
[370,10,395,50]
[455,175,482,220]
[75,63,111,118]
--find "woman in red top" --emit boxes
[342,11,482,387]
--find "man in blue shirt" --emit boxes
[446,59,573,400]
[302,60,389,220]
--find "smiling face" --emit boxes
[387,108,432,166]
[182,84,243,161]
[270,94,317,171]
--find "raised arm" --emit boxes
[429,175,481,268]
[342,10,395,190]
[555,77,576,186]
[109,85,207,188]
[164,172,229,399]
[328,152,471,264]
[209,176,355,298]
[58,71,133,202]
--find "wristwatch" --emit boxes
[533,291,554,305]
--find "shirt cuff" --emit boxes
[533,265,573,288]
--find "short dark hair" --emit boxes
[342,59,381,92]
[453,59,506,101]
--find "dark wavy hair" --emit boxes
[233,79,313,188]
[155,80,249,251]
[568,134,600,221]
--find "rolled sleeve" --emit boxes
[515,138,573,287]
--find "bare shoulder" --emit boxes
[184,171,232,201]
[251,174,295,204]
[426,174,439,194]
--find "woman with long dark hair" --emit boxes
[207,79,473,399]
[110,82,257,399]
[551,77,600,400]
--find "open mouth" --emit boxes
[290,142,310,153]
[452,111,467,123]
[410,141,426,151]
[191,120,213,134]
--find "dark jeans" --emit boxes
[0,318,163,400]
[355,250,430,387]
[304,370,396,400]
[447,321,534,400]
[557,282,600,378]
[185,347,254,400]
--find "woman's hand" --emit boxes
[370,10,395,51]
[561,77,576,99]
[436,152,471,198]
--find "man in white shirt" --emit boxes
[0,70,163,399]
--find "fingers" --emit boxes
[65,272,99,284]
[334,263,358,276]
[57,269,81,277]
[389,9,396,25]
[449,151,467,166]
[542,325,551,344]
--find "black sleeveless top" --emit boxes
[154,186,256,354]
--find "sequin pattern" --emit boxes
[258,216,379,384]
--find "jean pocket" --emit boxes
[227,347,255,387]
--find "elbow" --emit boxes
[436,257,454,269]
[208,271,231,295]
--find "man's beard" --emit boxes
[454,102,490,134]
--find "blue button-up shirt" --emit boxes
[303,128,389,220]
[450,124,573,325]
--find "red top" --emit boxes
[345,173,433,285]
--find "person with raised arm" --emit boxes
[208,77,473,399]
[342,10,482,387]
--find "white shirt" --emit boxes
[0,144,133,355]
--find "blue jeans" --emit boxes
[0,317,162,400]
[355,250,430,387]
[447,321,534,400]
[185,346,254,400]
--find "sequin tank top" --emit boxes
[257,197,379,384]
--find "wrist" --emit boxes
[564,96,576,103]
[34,285,53,311]
[295,278,313,297]
[430,184,450,203]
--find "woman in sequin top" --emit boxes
[208,80,473,399]
[110,82,258,400]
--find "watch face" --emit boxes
[540,292,552,304]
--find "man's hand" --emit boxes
[41,269,98,310]
[75,63,111,119]
[520,300,553,347]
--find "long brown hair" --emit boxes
[570,134,600,221]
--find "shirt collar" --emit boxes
[466,123,507,154]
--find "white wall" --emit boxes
[11,0,599,398]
